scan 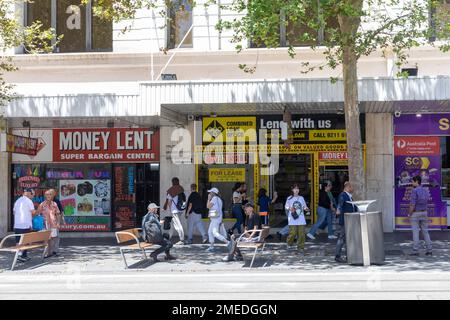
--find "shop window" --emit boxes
[168,0,193,49]
[25,0,112,53]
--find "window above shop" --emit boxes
[167,0,193,49]
[25,0,112,53]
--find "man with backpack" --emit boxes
[142,203,176,262]
[185,183,208,244]
[163,177,187,245]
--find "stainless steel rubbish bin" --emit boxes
[344,210,385,265]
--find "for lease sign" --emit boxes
[53,128,160,162]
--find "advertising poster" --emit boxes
[59,179,111,231]
[113,165,136,230]
[394,136,446,229]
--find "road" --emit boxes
[1,271,450,300]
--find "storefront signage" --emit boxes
[394,114,450,136]
[203,117,257,144]
[209,168,246,182]
[114,165,136,230]
[11,130,53,163]
[1,133,38,155]
[394,136,447,229]
[318,151,348,165]
[204,153,248,165]
[53,128,160,163]
[257,115,352,143]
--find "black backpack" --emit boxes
[143,215,163,243]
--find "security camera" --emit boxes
[187,114,195,121]
[394,110,401,118]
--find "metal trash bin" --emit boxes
[344,200,385,266]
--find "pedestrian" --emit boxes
[229,182,245,235]
[37,189,62,258]
[142,203,176,262]
[50,189,64,215]
[224,202,262,262]
[307,181,337,240]
[12,188,37,262]
[285,184,309,256]
[163,177,186,245]
[335,181,357,263]
[257,188,278,226]
[206,187,233,253]
[185,183,208,244]
[408,175,432,256]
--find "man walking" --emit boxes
[409,175,432,256]
[142,203,176,262]
[185,184,208,244]
[163,177,186,245]
[13,188,37,262]
[335,182,356,263]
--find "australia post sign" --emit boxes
[53,128,160,163]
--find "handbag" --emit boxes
[32,215,45,231]
[50,228,58,238]
[208,209,220,218]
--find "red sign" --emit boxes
[53,128,160,162]
[394,136,440,156]
[3,134,38,155]
[319,152,348,161]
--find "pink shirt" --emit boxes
[39,201,61,229]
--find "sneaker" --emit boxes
[426,252,433,256]
[306,233,316,240]
[202,238,209,244]
[335,256,347,263]
[150,253,159,262]
[328,235,338,240]
[52,252,60,257]
[222,255,234,262]
[206,247,215,253]
[408,252,419,256]
[17,256,29,263]
[175,241,185,245]
[164,255,177,261]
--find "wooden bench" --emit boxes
[0,230,51,271]
[115,228,156,269]
[236,227,270,268]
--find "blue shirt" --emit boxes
[410,186,430,212]
[258,195,271,212]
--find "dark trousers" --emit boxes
[231,204,244,233]
[335,224,346,258]
[14,228,31,257]
[151,238,173,257]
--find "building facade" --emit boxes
[0,0,449,237]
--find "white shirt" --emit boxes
[166,194,180,214]
[13,196,35,229]
[209,196,223,220]
[233,191,243,204]
[285,195,307,226]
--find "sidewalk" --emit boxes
[1,232,449,274]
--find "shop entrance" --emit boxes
[270,154,312,227]
[135,163,160,223]
[319,166,349,200]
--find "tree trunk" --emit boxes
[339,0,366,200]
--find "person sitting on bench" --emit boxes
[142,203,176,262]
[224,202,262,262]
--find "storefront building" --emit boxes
[393,113,450,230]
[196,115,366,226]
[10,128,160,232]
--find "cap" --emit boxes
[24,188,33,193]
[207,187,220,194]
[147,203,160,210]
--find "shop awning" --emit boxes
[5,76,450,127]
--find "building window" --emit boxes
[25,0,112,53]
[430,0,450,41]
[168,0,193,49]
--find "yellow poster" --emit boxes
[309,130,347,141]
[203,117,257,143]
[209,168,246,182]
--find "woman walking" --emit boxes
[38,189,63,258]
[206,187,232,253]
[229,183,245,235]
[285,184,309,256]
[307,181,337,240]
